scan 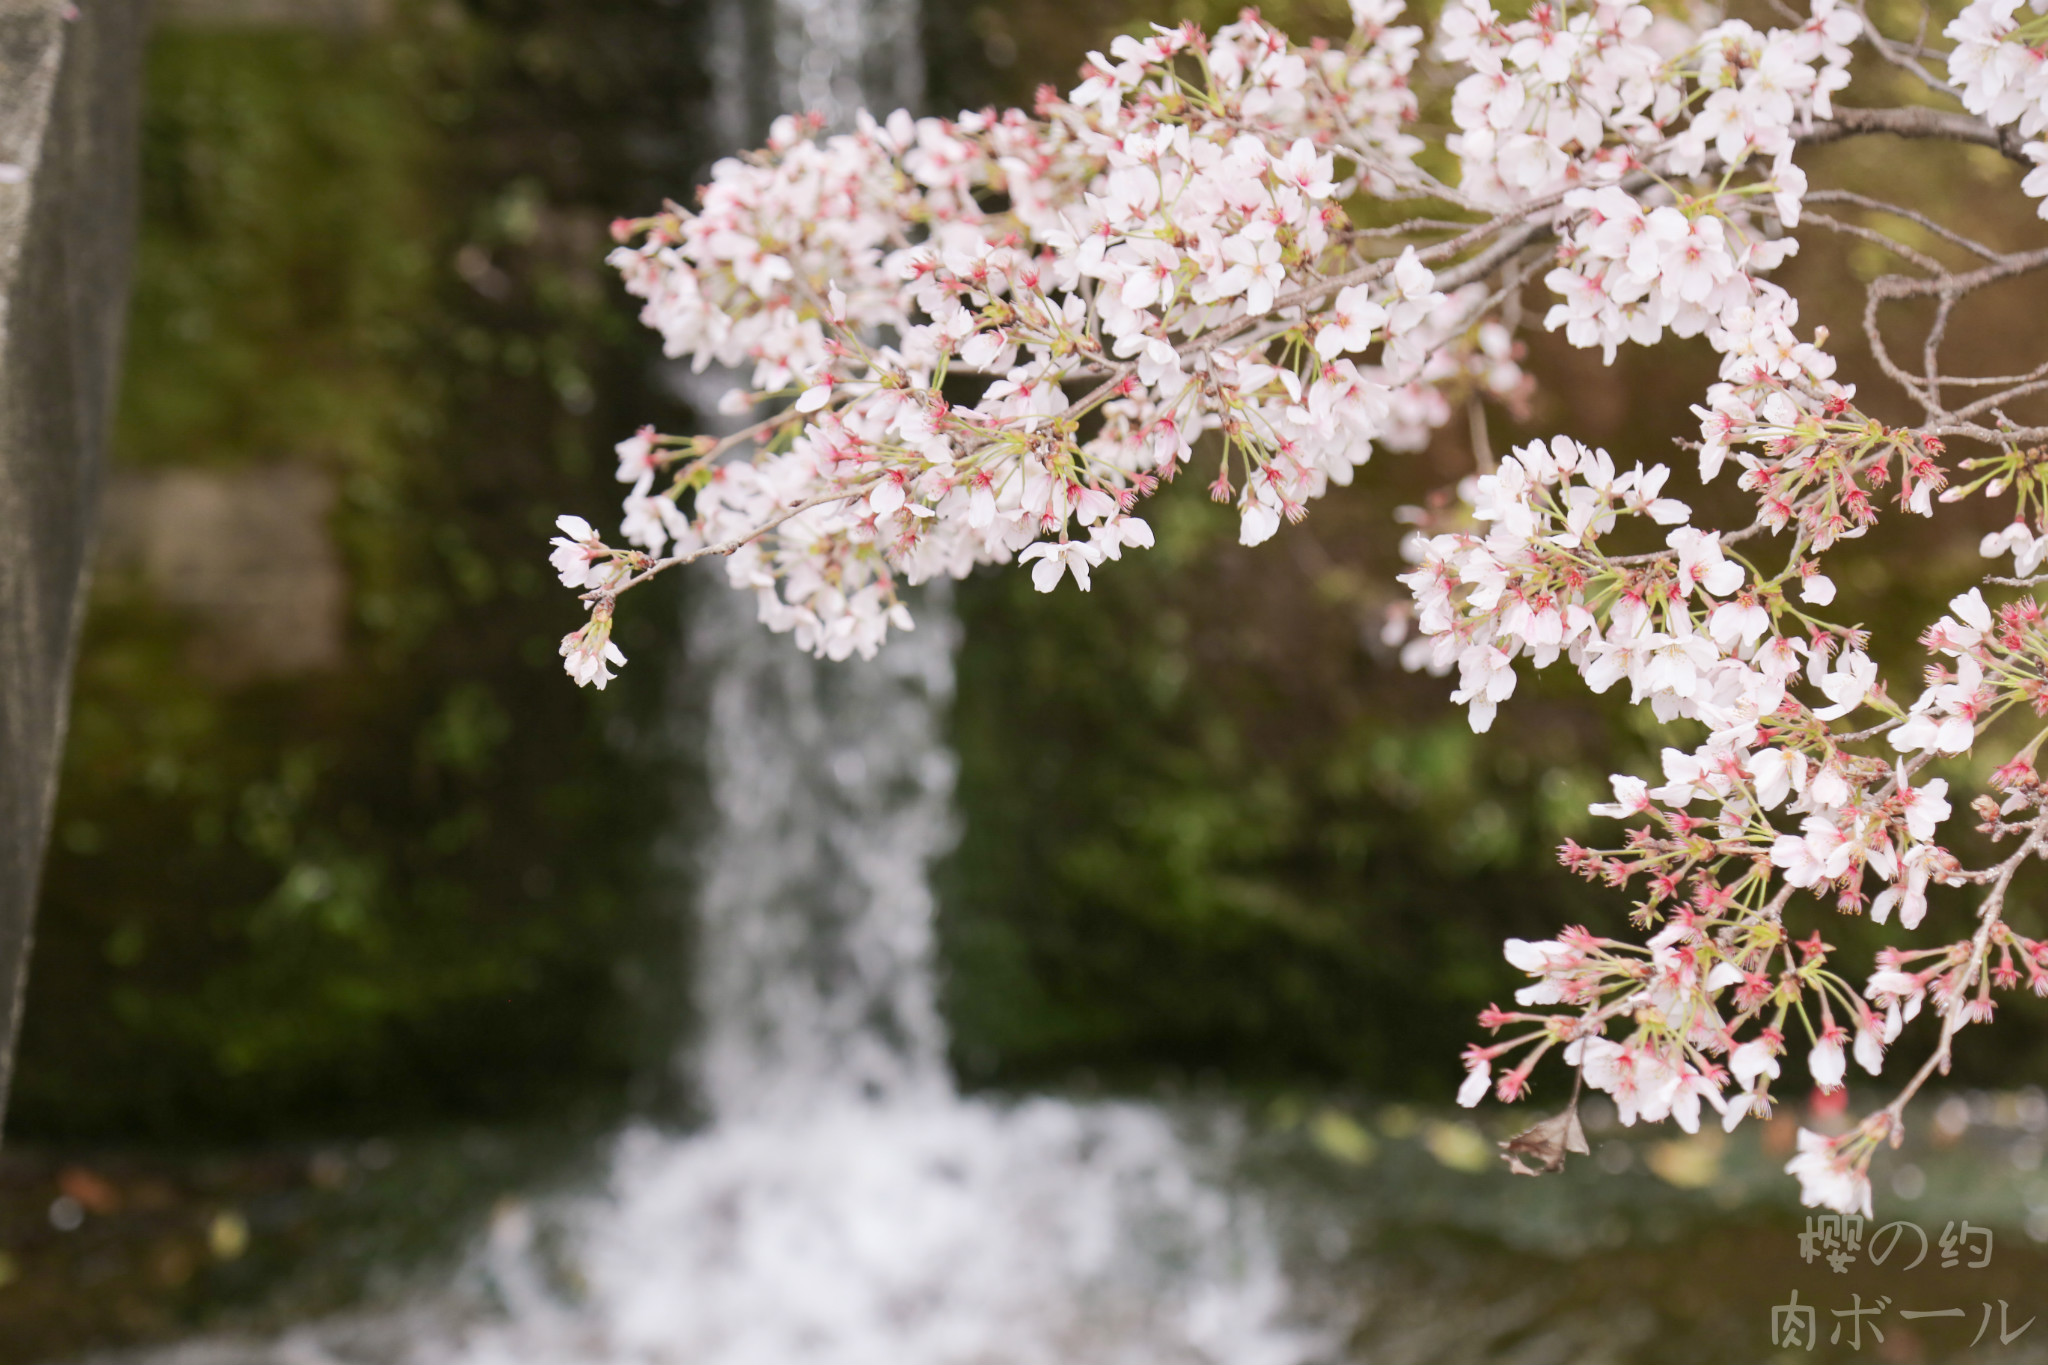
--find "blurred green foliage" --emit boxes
[15,4,715,1141]
[27,0,2048,1147]
[944,478,1622,1094]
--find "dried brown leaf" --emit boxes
[1499,1104,1589,1177]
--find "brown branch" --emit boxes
[1802,105,2031,166]
[1800,209,1952,276]
[1872,243,2048,302]
[1803,189,2000,261]
[1852,2,1964,99]
[1956,375,2048,421]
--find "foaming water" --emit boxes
[440,1097,1306,1365]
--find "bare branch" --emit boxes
[1804,104,2029,165]
[1873,243,2048,302]
[1955,376,2048,421]
[1850,2,1964,99]
[1799,209,1952,276]
[1803,189,2000,261]
[1932,361,2048,388]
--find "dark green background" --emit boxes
[20,0,2048,1148]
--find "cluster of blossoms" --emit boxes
[1947,0,2048,215]
[558,6,1502,666]
[552,0,2048,1216]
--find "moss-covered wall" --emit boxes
[13,2,717,1142]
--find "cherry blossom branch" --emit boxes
[1879,812,2048,1125]
[557,0,2048,1213]
[581,482,881,603]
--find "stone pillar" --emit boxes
[0,0,144,1136]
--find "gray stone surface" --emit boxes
[102,465,347,682]
[0,0,143,1137]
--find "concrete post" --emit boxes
[0,0,144,1137]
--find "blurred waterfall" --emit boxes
[681,0,949,1126]
[684,575,956,1120]
[701,0,922,147]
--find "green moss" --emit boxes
[14,7,703,1143]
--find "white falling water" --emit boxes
[119,4,1321,1362]
[682,581,954,1121]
